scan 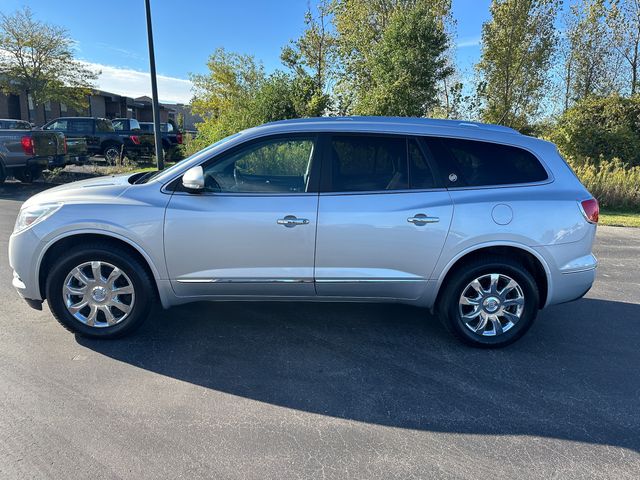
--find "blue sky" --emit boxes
[0,0,492,103]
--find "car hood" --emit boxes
[22,174,134,208]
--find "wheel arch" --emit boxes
[434,243,551,310]
[37,231,165,307]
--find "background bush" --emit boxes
[567,158,640,210]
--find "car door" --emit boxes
[164,133,320,297]
[314,134,453,300]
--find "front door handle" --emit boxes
[408,213,439,225]
[277,215,310,228]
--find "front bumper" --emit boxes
[9,227,44,304]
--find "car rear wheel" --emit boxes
[102,143,121,165]
[14,166,43,183]
[438,256,540,348]
[45,243,155,338]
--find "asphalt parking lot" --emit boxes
[0,181,639,479]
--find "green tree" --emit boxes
[190,48,320,149]
[608,0,640,95]
[562,0,619,108]
[332,0,454,116]
[476,0,560,130]
[0,7,97,122]
[281,0,336,116]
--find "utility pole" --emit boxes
[144,0,164,169]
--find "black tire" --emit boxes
[102,143,122,165]
[45,242,155,339]
[14,166,42,184]
[437,256,540,348]
[0,163,6,184]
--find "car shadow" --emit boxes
[76,297,640,452]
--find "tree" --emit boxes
[608,0,640,95]
[332,0,454,116]
[476,0,560,130]
[562,0,620,107]
[281,0,336,116]
[0,7,97,122]
[190,48,321,149]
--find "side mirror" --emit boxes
[182,166,205,191]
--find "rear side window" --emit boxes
[430,137,548,187]
[68,119,93,134]
[329,135,408,191]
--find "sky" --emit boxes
[0,0,492,104]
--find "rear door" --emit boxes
[314,134,453,299]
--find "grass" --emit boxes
[599,209,640,228]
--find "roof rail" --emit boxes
[262,116,521,135]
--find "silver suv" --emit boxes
[9,117,598,347]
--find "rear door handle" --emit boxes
[277,215,310,228]
[408,213,439,225]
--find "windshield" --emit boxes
[135,132,242,184]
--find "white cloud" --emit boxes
[82,61,193,104]
[456,36,481,49]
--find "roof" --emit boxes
[261,116,521,135]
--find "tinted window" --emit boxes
[408,139,436,189]
[96,119,114,132]
[68,119,93,134]
[432,138,548,187]
[0,120,30,129]
[330,135,407,192]
[202,137,315,193]
[45,119,67,131]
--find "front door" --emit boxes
[314,134,453,299]
[164,134,320,297]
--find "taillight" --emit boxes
[129,135,141,145]
[580,198,599,224]
[21,136,34,155]
[176,132,183,144]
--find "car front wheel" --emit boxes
[45,243,154,338]
[438,257,540,348]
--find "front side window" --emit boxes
[45,119,68,131]
[330,135,407,192]
[431,137,548,187]
[96,119,114,132]
[112,120,125,131]
[201,136,315,193]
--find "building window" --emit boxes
[44,101,52,112]
[60,103,67,112]
[27,94,34,111]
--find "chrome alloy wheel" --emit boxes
[62,261,135,327]
[458,273,525,337]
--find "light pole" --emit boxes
[144,0,164,170]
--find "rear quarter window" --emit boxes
[429,137,548,187]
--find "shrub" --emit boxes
[567,157,640,211]
[549,95,640,167]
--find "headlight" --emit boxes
[13,203,63,234]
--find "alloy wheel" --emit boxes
[62,261,135,327]
[458,273,525,336]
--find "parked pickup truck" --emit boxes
[42,117,154,164]
[138,119,183,153]
[0,118,67,183]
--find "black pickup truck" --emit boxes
[42,117,154,164]
[138,119,183,158]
